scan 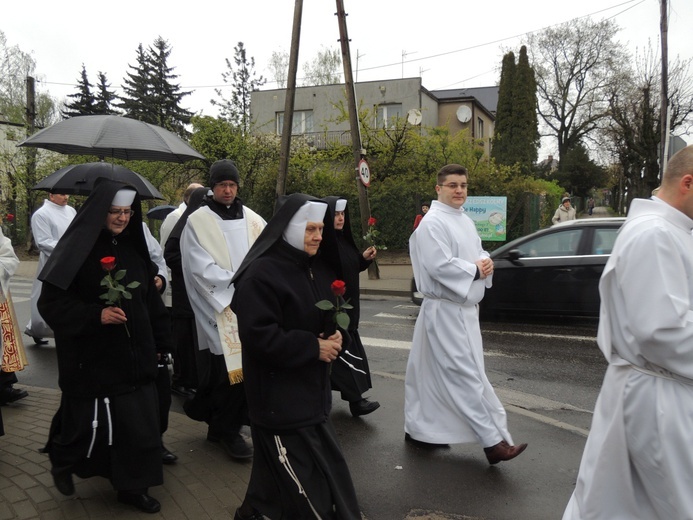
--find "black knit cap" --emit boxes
[209,159,240,187]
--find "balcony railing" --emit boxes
[296,130,353,149]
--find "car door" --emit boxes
[571,226,620,315]
[490,227,585,315]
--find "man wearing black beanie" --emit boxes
[179,159,267,460]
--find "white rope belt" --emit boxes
[273,434,322,519]
[630,364,693,387]
[86,397,113,458]
[338,350,366,374]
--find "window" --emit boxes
[375,104,402,129]
[276,110,314,135]
[477,117,484,138]
[591,228,618,255]
[517,229,583,257]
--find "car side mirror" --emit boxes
[507,249,522,261]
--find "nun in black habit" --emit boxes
[38,178,173,514]
[322,196,380,417]
[230,193,361,520]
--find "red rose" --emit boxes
[6,213,14,222]
[368,217,377,227]
[331,279,346,297]
[100,256,117,271]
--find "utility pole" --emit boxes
[659,0,669,176]
[275,0,303,211]
[335,0,378,279]
[24,76,37,247]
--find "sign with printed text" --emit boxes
[464,196,507,242]
[358,159,371,187]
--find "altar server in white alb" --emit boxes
[25,193,76,344]
[405,163,527,465]
[180,159,266,460]
[563,144,693,519]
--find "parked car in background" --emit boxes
[479,217,625,319]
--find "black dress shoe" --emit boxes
[234,507,265,519]
[161,445,178,464]
[0,387,28,405]
[117,491,161,514]
[32,336,48,345]
[349,398,380,417]
[220,433,253,460]
[52,468,75,496]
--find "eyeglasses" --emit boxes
[215,182,238,189]
[108,209,135,217]
[438,183,468,190]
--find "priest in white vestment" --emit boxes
[180,160,266,460]
[25,193,76,343]
[405,163,527,465]
[563,145,693,519]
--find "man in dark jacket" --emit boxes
[39,179,173,514]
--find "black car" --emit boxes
[479,217,625,319]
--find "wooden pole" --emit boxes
[275,0,303,212]
[335,0,379,279]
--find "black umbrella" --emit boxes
[147,205,177,220]
[18,115,205,163]
[32,162,164,200]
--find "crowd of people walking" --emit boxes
[4,145,693,518]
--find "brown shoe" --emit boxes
[484,440,528,465]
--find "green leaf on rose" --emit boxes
[315,300,335,311]
[335,312,350,330]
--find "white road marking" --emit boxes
[374,312,417,321]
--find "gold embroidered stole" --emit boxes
[0,289,27,372]
[188,208,264,384]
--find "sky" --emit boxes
[3,0,692,153]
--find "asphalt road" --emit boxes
[8,277,602,519]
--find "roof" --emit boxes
[429,86,499,114]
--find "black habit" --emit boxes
[38,178,172,492]
[323,196,374,402]
[230,193,361,520]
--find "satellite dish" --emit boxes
[407,108,422,126]
[456,105,472,123]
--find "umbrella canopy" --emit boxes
[19,115,205,163]
[147,205,177,220]
[32,162,164,200]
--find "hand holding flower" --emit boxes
[318,330,342,363]
[101,306,127,326]
[99,256,140,337]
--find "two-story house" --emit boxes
[250,78,498,156]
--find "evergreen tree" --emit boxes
[555,142,608,195]
[94,71,119,115]
[491,47,539,174]
[61,64,96,118]
[212,42,266,133]
[147,36,193,137]
[491,51,516,166]
[514,46,540,173]
[119,44,154,123]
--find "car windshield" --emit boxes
[517,229,583,257]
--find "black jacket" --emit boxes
[231,240,338,430]
[39,229,172,397]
